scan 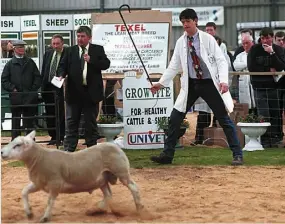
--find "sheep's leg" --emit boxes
[120,178,144,212]
[97,184,112,212]
[22,182,40,219]
[39,193,58,223]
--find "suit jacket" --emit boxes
[41,48,66,89]
[58,44,110,104]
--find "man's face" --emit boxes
[205,26,216,36]
[242,39,254,53]
[51,37,64,52]
[275,36,285,47]
[7,42,13,51]
[77,32,91,47]
[181,19,197,35]
[14,46,25,56]
[260,35,273,46]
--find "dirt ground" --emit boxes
[2,165,285,223]
[2,113,285,223]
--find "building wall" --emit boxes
[2,0,285,50]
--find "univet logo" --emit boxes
[127,131,165,145]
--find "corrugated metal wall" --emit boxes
[2,0,285,50]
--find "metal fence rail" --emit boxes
[1,90,61,148]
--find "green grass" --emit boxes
[6,147,285,168]
[1,131,49,137]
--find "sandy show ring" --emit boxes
[2,112,285,222]
[2,164,285,223]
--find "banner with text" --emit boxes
[21,15,40,31]
[152,7,224,26]
[73,14,91,30]
[92,23,169,74]
[1,16,21,31]
[123,71,174,149]
[41,14,73,30]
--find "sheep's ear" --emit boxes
[26,130,36,140]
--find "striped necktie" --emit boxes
[188,36,203,79]
[49,52,58,82]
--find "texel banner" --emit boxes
[92,22,169,74]
[152,7,224,26]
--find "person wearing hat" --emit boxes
[149,8,243,165]
[1,40,42,140]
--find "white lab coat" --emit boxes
[233,51,255,109]
[159,30,233,113]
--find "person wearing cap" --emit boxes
[1,40,42,140]
[149,8,243,165]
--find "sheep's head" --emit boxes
[1,130,36,160]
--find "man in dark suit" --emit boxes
[58,26,110,152]
[41,34,66,145]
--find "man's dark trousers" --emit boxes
[64,87,99,152]
[163,79,242,158]
[42,83,65,141]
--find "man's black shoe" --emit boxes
[150,154,173,164]
[231,156,243,166]
[190,140,203,146]
[47,140,57,145]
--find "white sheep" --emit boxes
[1,130,144,223]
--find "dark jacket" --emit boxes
[58,44,110,104]
[1,56,42,105]
[41,48,66,89]
[247,43,285,89]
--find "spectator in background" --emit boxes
[274,31,285,143]
[233,34,256,113]
[234,29,254,60]
[205,22,228,55]
[6,41,14,58]
[274,31,285,48]
[41,34,66,145]
[1,40,42,140]
[247,27,285,148]
[1,40,14,58]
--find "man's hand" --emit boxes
[58,76,64,81]
[150,83,163,94]
[13,88,17,92]
[219,83,229,94]
[83,54,90,63]
[262,44,274,54]
[270,68,276,72]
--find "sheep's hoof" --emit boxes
[97,201,107,210]
[39,216,49,223]
[26,212,34,219]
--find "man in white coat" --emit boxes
[150,8,243,165]
[233,34,256,111]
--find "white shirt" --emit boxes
[233,51,247,71]
[79,43,89,85]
